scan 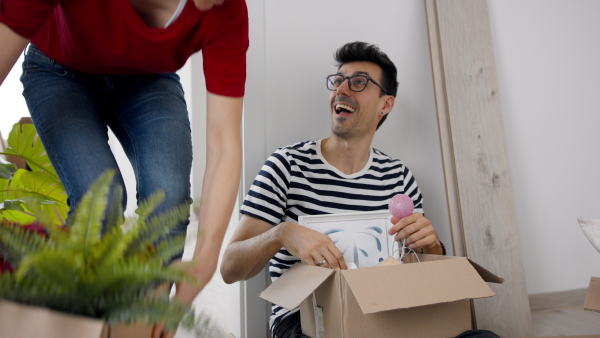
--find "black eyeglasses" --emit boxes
[326,74,389,95]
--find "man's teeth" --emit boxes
[335,104,355,113]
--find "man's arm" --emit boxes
[0,22,29,86]
[221,214,348,284]
[220,215,281,283]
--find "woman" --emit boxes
[0,0,247,336]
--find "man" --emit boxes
[221,41,444,337]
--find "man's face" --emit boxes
[193,0,229,11]
[328,61,390,139]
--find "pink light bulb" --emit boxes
[388,194,414,219]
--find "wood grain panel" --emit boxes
[425,0,532,336]
[424,0,466,258]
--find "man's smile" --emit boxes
[333,98,358,118]
[334,103,356,114]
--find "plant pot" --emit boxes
[0,301,153,338]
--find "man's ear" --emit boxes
[380,95,395,116]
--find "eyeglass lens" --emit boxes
[327,75,369,92]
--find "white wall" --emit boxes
[241,1,450,335]
[0,53,28,138]
[257,0,451,252]
[243,0,600,299]
[488,0,600,294]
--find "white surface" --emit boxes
[0,53,28,138]
[577,217,600,254]
[488,0,600,293]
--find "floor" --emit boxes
[532,305,600,337]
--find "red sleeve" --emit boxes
[0,0,58,38]
[201,0,249,97]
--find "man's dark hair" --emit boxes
[334,41,398,130]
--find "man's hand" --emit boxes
[276,222,348,270]
[388,213,442,254]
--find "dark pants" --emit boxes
[273,311,501,338]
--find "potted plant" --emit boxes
[0,123,224,337]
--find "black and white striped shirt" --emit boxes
[240,140,424,333]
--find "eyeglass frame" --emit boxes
[325,73,389,95]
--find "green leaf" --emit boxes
[1,200,26,211]
[0,209,36,224]
[0,169,26,201]
[0,160,17,179]
[3,123,59,180]
[0,171,35,224]
[19,171,68,225]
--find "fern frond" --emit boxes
[16,250,84,290]
[104,184,124,233]
[105,292,188,330]
[152,234,186,265]
[102,192,165,262]
[124,202,190,260]
[0,224,49,266]
[133,190,166,228]
[89,224,129,270]
[93,260,190,295]
[69,171,115,249]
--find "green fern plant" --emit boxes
[0,123,226,336]
[0,170,202,330]
[0,123,68,225]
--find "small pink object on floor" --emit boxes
[389,194,414,219]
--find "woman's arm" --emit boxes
[152,92,243,338]
[0,22,29,86]
[189,91,244,289]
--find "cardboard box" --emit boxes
[260,254,503,338]
[0,301,153,338]
[584,276,600,313]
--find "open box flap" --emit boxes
[584,277,600,312]
[404,254,504,284]
[341,257,495,315]
[259,263,335,311]
[467,258,504,284]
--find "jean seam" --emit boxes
[116,117,142,201]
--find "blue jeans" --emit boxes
[20,45,192,259]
